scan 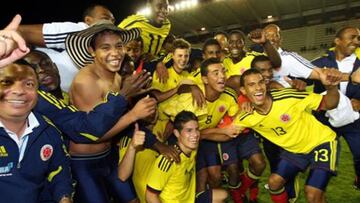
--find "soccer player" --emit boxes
[146,111,227,203]
[311,26,360,189]
[0,60,72,203]
[151,38,204,104]
[67,22,154,203]
[119,0,171,58]
[232,68,342,203]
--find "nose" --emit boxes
[12,82,25,95]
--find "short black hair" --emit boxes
[89,29,121,50]
[14,59,36,71]
[200,57,221,76]
[251,55,271,69]
[202,38,221,54]
[174,111,198,132]
[173,38,191,51]
[82,4,109,20]
[335,26,357,39]
[240,69,261,87]
[229,30,246,41]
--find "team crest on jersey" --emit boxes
[280,114,291,123]
[40,144,53,161]
[222,153,229,161]
[218,105,226,113]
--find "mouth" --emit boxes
[254,92,265,101]
[40,75,54,85]
[217,81,225,89]
[108,59,121,67]
[5,99,27,108]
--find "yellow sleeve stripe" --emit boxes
[158,156,173,172]
[79,133,98,142]
[270,88,309,95]
[47,166,63,182]
[119,136,131,149]
[330,140,338,171]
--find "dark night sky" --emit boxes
[1,0,147,27]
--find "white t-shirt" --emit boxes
[43,22,88,50]
[337,53,356,94]
[274,48,314,87]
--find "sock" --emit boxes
[269,187,288,203]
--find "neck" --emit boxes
[0,117,28,138]
[177,142,192,156]
[231,53,245,63]
[50,87,64,100]
[335,47,348,61]
[92,64,116,81]
[173,65,183,74]
[253,96,272,115]
[204,85,221,102]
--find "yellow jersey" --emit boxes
[233,88,336,153]
[151,66,193,92]
[146,151,196,203]
[118,136,158,203]
[118,14,171,57]
[223,52,263,77]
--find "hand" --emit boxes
[130,123,146,149]
[120,70,152,98]
[129,95,157,121]
[155,62,169,84]
[0,14,30,67]
[248,29,266,45]
[59,196,72,203]
[350,67,360,84]
[351,98,360,112]
[154,142,181,163]
[241,101,254,114]
[190,85,206,108]
[222,125,242,138]
[284,77,307,91]
[318,67,342,86]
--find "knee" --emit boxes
[249,154,266,175]
[207,166,222,188]
[212,188,228,203]
[268,174,285,191]
[304,186,323,203]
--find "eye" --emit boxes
[25,81,36,88]
[0,79,12,86]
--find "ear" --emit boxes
[334,38,340,46]
[202,76,208,84]
[173,129,180,138]
[84,16,93,26]
[240,86,246,95]
[89,47,96,57]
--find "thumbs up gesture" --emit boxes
[130,123,146,149]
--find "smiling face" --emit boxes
[253,60,274,85]
[172,48,190,73]
[240,72,267,107]
[335,27,360,57]
[228,32,245,58]
[125,39,143,62]
[174,120,200,155]
[91,31,125,73]
[150,0,169,25]
[0,64,38,122]
[203,44,222,60]
[24,51,60,91]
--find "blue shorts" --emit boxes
[71,148,137,203]
[220,131,262,166]
[196,189,213,203]
[280,140,339,174]
[196,140,221,171]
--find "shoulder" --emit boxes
[154,154,174,173]
[223,88,238,103]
